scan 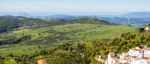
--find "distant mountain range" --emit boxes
[0,12,150,25]
[98,12,150,25]
[36,15,77,20]
[0,12,150,18]
[122,12,150,18]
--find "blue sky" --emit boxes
[0,0,150,12]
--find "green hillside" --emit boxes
[0,16,139,64]
[0,16,50,33]
[0,23,137,56]
[0,23,137,44]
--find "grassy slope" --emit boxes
[4,23,137,40]
[11,27,51,39]
[0,23,138,56]
[53,24,137,40]
[0,43,58,57]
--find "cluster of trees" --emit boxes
[0,35,32,45]
[75,17,110,24]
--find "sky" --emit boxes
[0,0,150,13]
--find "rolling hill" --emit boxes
[0,23,138,56]
[0,16,139,64]
[0,16,50,33]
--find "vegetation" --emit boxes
[0,16,147,64]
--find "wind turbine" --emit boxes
[110,17,114,23]
[126,16,130,24]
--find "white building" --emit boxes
[119,53,129,64]
[144,26,150,32]
[128,46,150,59]
[105,52,119,64]
[130,59,150,64]
[103,45,150,64]
[95,55,104,63]
[144,27,149,31]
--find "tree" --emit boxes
[4,59,17,64]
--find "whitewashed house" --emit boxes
[119,53,129,64]
[105,52,119,64]
[144,25,150,32]
[102,45,150,64]
[95,55,104,63]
